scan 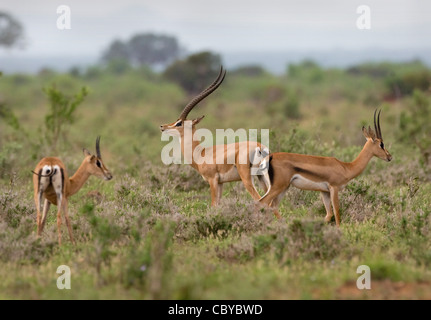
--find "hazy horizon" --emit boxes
[1,0,430,73]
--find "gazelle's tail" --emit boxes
[257,154,273,199]
[250,146,271,197]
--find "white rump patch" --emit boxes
[42,165,52,176]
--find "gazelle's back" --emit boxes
[269,152,348,186]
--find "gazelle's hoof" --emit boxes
[324,216,332,223]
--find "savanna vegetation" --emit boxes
[0,56,430,299]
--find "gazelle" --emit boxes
[258,110,392,226]
[33,137,113,245]
[160,67,269,206]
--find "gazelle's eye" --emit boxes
[96,160,102,168]
[380,142,384,149]
[175,121,182,127]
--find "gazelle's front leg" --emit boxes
[329,186,341,227]
[209,176,220,207]
[217,183,224,204]
[320,192,333,223]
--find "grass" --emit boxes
[0,62,430,299]
[0,154,430,299]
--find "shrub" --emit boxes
[399,90,431,167]
[43,85,89,151]
[122,221,174,299]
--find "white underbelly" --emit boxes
[290,174,329,192]
[219,166,241,183]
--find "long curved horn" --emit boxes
[178,66,226,120]
[374,109,382,140]
[96,136,102,159]
[377,109,382,140]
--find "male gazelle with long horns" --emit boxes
[33,137,113,245]
[258,110,392,226]
[160,67,269,206]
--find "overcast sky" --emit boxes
[0,0,430,59]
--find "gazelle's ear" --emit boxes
[192,115,205,125]
[362,126,369,139]
[368,126,376,141]
[362,126,376,141]
[83,148,92,157]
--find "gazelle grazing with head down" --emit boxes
[33,137,113,245]
[160,67,269,206]
[258,110,392,226]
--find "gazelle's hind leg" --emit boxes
[56,199,63,245]
[268,186,289,219]
[35,191,43,236]
[39,199,51,234]
[62,200,75,244]
[35,170,51,236]
[237,164,261,200]
[50,166,64,245]
[256,175,268,194]
[329,186,341,227]
[320,192,333,223]
[258,185,288,219]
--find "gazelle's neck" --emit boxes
[68,161,91,196]
[345,140,374,180]
[180,127,203,170]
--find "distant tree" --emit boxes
[163,51,222,94]
[105,59,132,75]
[68,66,82,78]
[287,60,323,83]
[284,89,301,119]
[101,33,181,69]
[0,12,25,48]
[101,39,130,63]
[129,33,180,67]
[346,62,394,78]
[231,65,267,77]
[385,70,431,97]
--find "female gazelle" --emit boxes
[258,110,392,226]
[33,137,112,245]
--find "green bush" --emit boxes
[43,85,89,151]
[399,90,431,167]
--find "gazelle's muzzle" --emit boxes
[160,124,172,132]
